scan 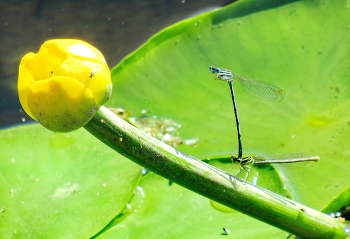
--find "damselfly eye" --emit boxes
[209,65,215,73]
[215,68,221,73]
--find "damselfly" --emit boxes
[209,66,320,180]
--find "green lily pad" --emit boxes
[94,172,290,239]
[322,187,350,221]
[0,124,142,238]
[91,154,297,239]
[109,0,350,211]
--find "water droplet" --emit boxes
[126,186,146,213]
[140,109,148,115]
[162,134,172,141]
[141,168,149,175]
[123,203,133,214]
[252,176,258,186]
[184,138,199,146]
[136,186,145,198]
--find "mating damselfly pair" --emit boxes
[209,66,319,180]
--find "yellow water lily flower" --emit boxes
[18,39,112,132]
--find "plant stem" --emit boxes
[84,106,348,239]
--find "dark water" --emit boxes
[0,0,233,128]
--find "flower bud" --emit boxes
[18,39,112,132]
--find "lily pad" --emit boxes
[94,172,290,239]
[322,187,350,221]
[109,0,350,211]
[0,124,142,238]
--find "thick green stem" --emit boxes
[84,106,348,239]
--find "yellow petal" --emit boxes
[24,42,66,82]
[18,52,38,120]
[27,76,99,132]
[46,39,108,66]
[53,55,112,105]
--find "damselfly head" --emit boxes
[209,65,221,74]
